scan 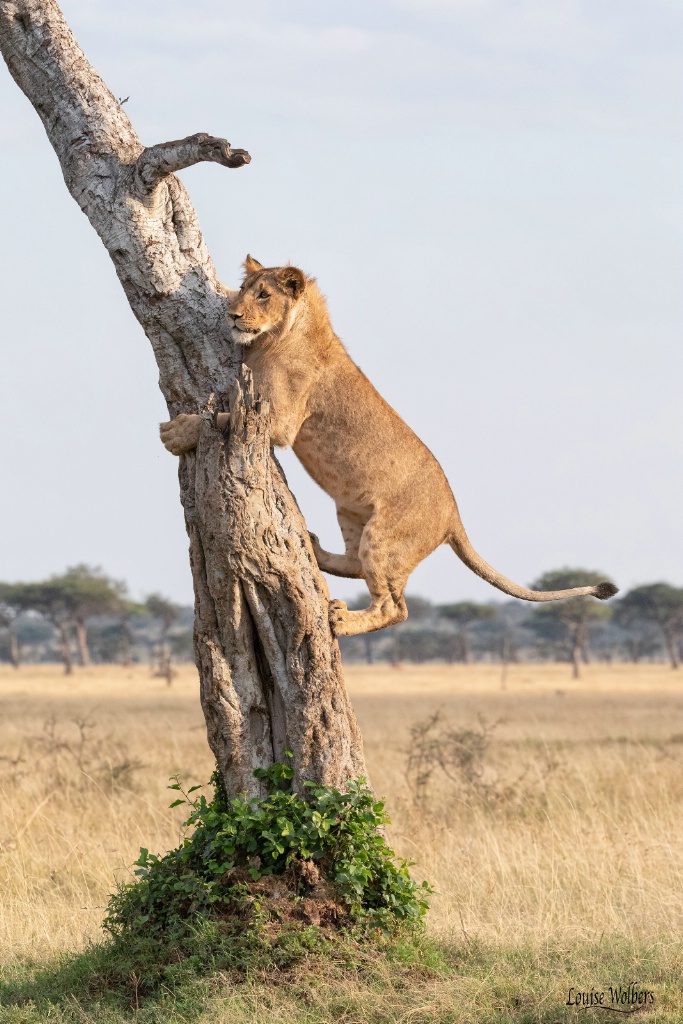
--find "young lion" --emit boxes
[160,256,617,636]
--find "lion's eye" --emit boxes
[257,290,270,300]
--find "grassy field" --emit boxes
[1,661,682,1021]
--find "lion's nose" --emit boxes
[230,311,243,320]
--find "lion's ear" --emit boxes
[243,254,263,276]
[276,266,306,300]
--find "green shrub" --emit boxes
[104,758,431,941]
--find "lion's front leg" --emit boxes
[307,509,366,579]
[309,533,363,579]
[160,413,202,455]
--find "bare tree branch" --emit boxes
[135,133,251,195]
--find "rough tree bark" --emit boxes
[0,0,367,795]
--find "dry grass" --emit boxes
[1,660,683,970]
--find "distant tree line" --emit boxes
[2,566,683,677]
[0,566,193,677]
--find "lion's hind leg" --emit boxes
[328,513,409,637]
[329,591,407,637]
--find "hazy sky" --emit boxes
[1,0,681,607]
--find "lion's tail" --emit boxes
[447,519,618,603]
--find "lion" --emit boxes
[160,256,617,636]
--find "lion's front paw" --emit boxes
[159,414,202,456]
[328,599,348,637]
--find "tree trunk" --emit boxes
[57,622,73,676]
[153,650,175,687]
[577,620,589,667]
[663,624,679,670]
[120,618,133,667]
[460,630,470,665]
[570,625,582,679]
[75,618,90,666]
[9,623,20,668]
[0,0,367,796]
[500,631,510,691]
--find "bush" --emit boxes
[104,758,431,942]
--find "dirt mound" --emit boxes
[223,860,349,930]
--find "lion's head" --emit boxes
[228,255,307,347]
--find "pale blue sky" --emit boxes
[1,0,681,605]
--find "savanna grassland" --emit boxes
[1,662,682,1022]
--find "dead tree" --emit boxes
[0,0,367,796]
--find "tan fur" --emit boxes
[160,258,617,636]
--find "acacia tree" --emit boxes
[615,584,683,670]
[4,579,76,673]
[529,568,614,679]
[0,0,366,796]
[3,568,127,671]
[59,565,128,666]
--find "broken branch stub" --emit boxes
[135,133,252,196]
